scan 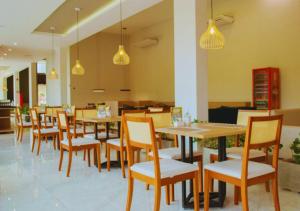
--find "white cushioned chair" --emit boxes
[210,109,271,191]
[204,115,283,211]
[124,116,200,211]
[30,108,59,155]
[57,111,101,177]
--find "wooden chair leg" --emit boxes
[193,171,200,211]
[37,137,42,155]
[87,149,91,167]
[165,185,170,205]
[16,127,20,141]
[83,150,86,161]
[19,127,24,143]
[170,184,175,202]
[154,183,161,211]
[59,148,64,171]
[204,170,211,211]
[45,135,48,143]
[241,185,249,211]
[120,148,126,178]
[31,135,36,152]
[272,178,280,211]
[209,154,215,192]
[126,176,134,211]
[198,160,203,192]
[53,136,56,150]
[96,144,101,172]
[265,181,270,192]
[234,186,240,205]
[136,149,140,163]
[66,150,73,177]
[107,145,111,172]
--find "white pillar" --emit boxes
[174,0,208,121]
[46,47,71,106]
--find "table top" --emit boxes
[155,123,246,139]
[82,116,121,123]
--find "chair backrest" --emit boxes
[29,108,40,131]
[75,108,84,121]
[242,115,283,181]
[119,110,146,146]
[237,110,270,126]
[124,116,161,179]
[45,107,53,116]
[83,109,97,119]
[57,111,72,146]
[145,112,172,128]
[54,107,63,114]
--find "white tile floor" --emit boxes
[0,130,299,211]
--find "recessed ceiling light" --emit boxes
[3,53,7,56]
[13,42,17,46]
[8,48,12,52]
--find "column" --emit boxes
[174,0,208,121]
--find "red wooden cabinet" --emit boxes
[252,67,280,110]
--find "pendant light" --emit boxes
[113,0,130,65]
[72,7,85,75]
[48,27,58,80]
[199,0,225,49]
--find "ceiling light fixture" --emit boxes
[113,0,130,65]
[199,0,225,49]
[72,8,85,75]
[13,42,17,46]
[48,27,58,80]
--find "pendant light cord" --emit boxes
[211,0,213,19]
[51,29,54,65]
[120,0,123,45]
[76,10,79,60]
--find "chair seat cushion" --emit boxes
[70,128,84,134]
[204,159,275,179]
[107,138,125,147]
[61,137,99,146]
[18,122,32,127]
[131,159,199,179]
[33,128,59,134]
[84,132,118,140]
[149,147,202,160]
[210,147,266,160]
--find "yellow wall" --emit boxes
[128,19,174,102]
[70,18,174,106]
[70,33,130,107]
[208,0,300,108]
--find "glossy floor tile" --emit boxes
[0,130,299,211]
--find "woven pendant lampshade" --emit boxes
[113,0,130,65]
[48,27,59,80]
[199,0,225,49]
[113,45,130,65]
[72,8,85,75]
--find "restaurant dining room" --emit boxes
[1,0,300,210]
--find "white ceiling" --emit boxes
[0,0,163,77]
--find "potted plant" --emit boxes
[290,134,300,164]
[20,106,30,122]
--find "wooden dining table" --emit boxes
[156,123,246,208]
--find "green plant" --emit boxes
[20,106,29,115]
[290,134,300,164]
